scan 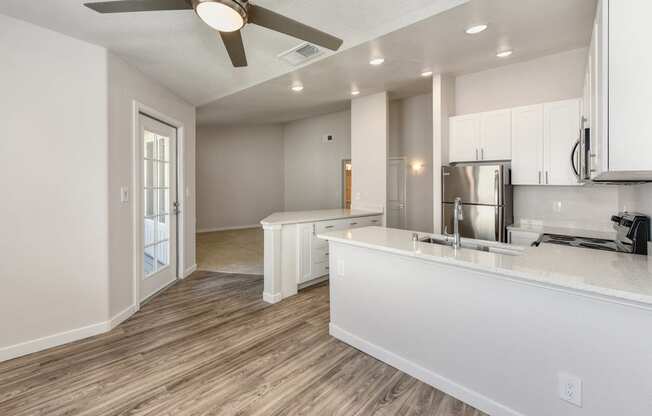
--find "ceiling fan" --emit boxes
[84,0,343,67]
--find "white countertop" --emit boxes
[260,209,382,226]
[508,221,617,240]
[319,227,652,307]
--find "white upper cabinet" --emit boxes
[510,99,581,186]
[480,109,512,161]
[543,99,581,185]
[583,0,652,181]
[607,0,652,173]
[449,114,481,163]
[449,110,511,163]
[511,104,544,185]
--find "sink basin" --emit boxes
[419,236,523,256]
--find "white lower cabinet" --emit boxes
[298,216,382,284]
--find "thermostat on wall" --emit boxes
[322,134,334,143]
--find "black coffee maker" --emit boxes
[611,212,651,255]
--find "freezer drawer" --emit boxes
[442,203,506,242]
[442,164,506,205]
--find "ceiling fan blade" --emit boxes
[248,5,343,51]
[84,0,192,13]
[220,31,248,67]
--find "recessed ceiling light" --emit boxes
[465,24,488,35]
[496,50,513,58]
[291,84,304,92]
[351,89,360,96]
[421,70,433,77]
[195,0,246,32]
[369,57,385,66]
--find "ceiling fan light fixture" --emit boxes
[195,0,246,32]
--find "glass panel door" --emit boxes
[139,114,178,302]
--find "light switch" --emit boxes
[337,260,345,277]
[120,186,129,204]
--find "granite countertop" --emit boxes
[260,209,382,226]
[318,226,652,307]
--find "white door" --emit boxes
[449,114,481,162]
[387,158,407,229]
[480,109,512,161]
[140,114,178,302]
[511,105,544,185]
[543,99,581,186]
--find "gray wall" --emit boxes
[284,111,351,211]
[389,94,434,233]
[108,53,196,317]
[196,125,285,231]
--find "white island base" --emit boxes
[322,228,652,416]
[260,209,382,303]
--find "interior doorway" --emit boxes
[139,113,179,302]
[387,157,407,229]
[342,159,352,209]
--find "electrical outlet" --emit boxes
[558,372,582,407]
[337,260,345,277]
[321,134,334,143]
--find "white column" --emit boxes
[432,74,455,233]
[262,224,283,303]
[351,91,389,224]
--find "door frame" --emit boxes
[387,157,408,229]
[131,101,186,308]
[341,159,352,209]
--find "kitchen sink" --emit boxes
[419,236,523,256]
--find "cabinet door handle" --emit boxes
[481,148,484,160]
[546,171,549,184]
[350,222,358,226]
[538,171,542,184]
[325,225,335,229]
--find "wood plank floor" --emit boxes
[0,272,487,416]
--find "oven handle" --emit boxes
[571,138,581,179]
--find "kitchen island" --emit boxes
[319,226,652,416]
[260,209,382,303]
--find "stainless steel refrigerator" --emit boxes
[442,163,513,242]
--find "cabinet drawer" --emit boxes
[358,216,382,227]
[312,261,330,278]
[315,220,343,234]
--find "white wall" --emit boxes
[107,53,196,317]
[455,48,587,115]
[389,94,434,233]
[0,15,109,353]
[196,125,285,231]
[283,111,351,211]
[351,92,389,220]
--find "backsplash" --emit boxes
[513,185,622,231]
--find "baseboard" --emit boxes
[0,305,139,363]
[262,292,282,304]
[197,224,261,233]
[329,324,524,416]
[109,304,138,330]
[0,321,108,363]
[183,264,198,278]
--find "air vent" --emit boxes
[278,42,323,66]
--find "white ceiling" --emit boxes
[197,0,597,126]
[0,0,467,105]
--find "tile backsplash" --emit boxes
[513,185,623,231]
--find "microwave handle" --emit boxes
[571,138,581,179]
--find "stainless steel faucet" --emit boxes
[453,197,464,249]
